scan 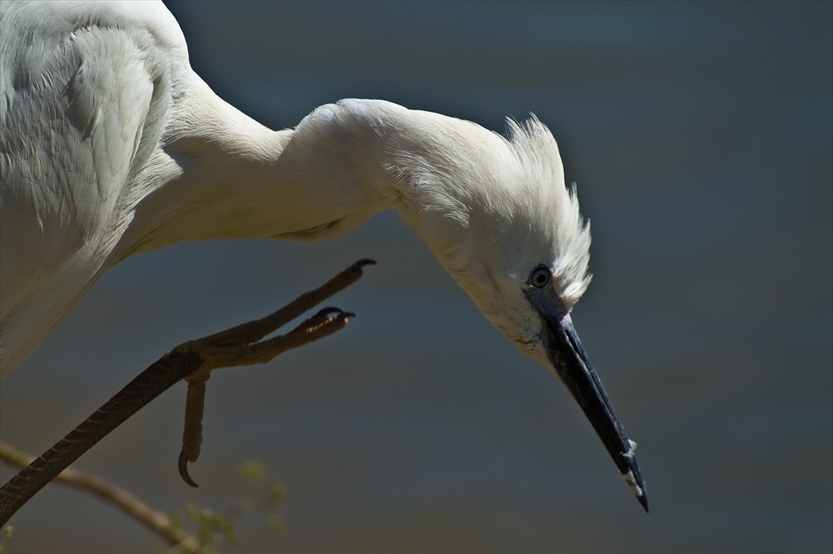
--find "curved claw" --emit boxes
[351,258,377,270]
[178,450,200,488]
[341,311,356,318]
[315,307,344,318]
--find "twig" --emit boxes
[0,441,202,553]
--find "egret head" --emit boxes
[387,110,649,511]
[287,99,647,509]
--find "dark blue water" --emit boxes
[2,2,831,552]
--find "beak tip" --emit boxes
[634,483,649,513]
[622,466,649,513]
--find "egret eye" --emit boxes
[529,265,552,288]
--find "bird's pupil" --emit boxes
[531,267,550,288]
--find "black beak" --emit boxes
[526,290,649,512]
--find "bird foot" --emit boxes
[171,260,374,487]
[0,260,374,525]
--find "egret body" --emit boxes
[0,0,647,510]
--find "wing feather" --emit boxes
[0,1,179,373]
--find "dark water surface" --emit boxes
[1,2,831,552]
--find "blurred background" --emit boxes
[1,1,831,552]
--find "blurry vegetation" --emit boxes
[163,460,285,553]
[0,448,284,554]
[0,523,13,554]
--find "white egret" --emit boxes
[0,0,648,517]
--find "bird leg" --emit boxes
[0,259,375,527]
[180,374,208,487]
[174,258,377,486]
[176,306,357,487]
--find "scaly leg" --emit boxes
[177,306,355,487]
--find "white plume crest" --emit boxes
[375,102,593,310]
[502,114,593,307]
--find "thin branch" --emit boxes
[0,441,202,553]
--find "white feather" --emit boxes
[0,2,592,377]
